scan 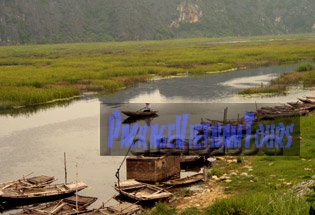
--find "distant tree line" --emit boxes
[0,0,314,45]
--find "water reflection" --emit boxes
[122,115,159,126]
[0,98,100,138]
[219,73,279,89]
[0,99,77,117]
[0,65,301,117]
[101,65,299,104]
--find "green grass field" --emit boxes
[144,113,315,215]
[0,34,315,110]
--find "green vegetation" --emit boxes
[296,63,314,72]
[146,192,310,215]
[207,166,225,178]
[0,86,80,109]
[203,192,309,215]
[180,207,201,215]
[2,1,315,45]
[143,202,177,215]
[143,113,315,214]
[1,35,315,110]
[238,84,287,95]
[239,62,315,95]
[0,34,314,214]
[306,180,315,203]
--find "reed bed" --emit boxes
[239,84,287,95]
[1,35,315,109]
[239,63,315,95]
[0,86,79,108]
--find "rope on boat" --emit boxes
[115,127,140,189]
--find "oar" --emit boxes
[136,107,145,112]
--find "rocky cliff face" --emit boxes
[171,0,203,28]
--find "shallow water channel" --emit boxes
[0,65,312,213]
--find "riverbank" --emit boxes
[238,63,315,96]
[1,34,315,110]
[141,111,315,215]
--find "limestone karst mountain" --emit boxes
[0,0,314,45]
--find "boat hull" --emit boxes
[114,179,172,203]
[163,173,204,186]
[15,195,98,215]
[0,181,87,209]
[121,110,158,117]
[0,193,76,210]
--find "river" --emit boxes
[0,65,312,213]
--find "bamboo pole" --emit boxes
[76,162,78,213]
[223,107,228,124]
[64,152,67,184]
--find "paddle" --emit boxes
[136,107,145,112]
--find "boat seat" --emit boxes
[56,185,65,191]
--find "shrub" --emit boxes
[207,166,225,178]
[204,198,247,215]
[180,207,201,215]
[145,202,177,215]
[296,63,314,72]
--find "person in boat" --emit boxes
[143,101,151,112]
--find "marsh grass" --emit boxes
[239,84,286,95]
[204,192,310,215]
[0,86,80,109]
[143,202,177,215]
[296,63,314,72]
[239,63,315,95]
[271,71,306,85]
[146,193,310,215]
[1,35,315,108]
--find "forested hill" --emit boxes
[1,0,315,45]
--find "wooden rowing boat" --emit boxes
[122,115,158,124]
[180,156,204,163]
[15,195,97,215]
[298,97,315,103]
[163,173,204,187]
[0,181,88,208]
[121,110,158,117]
[79,202,142,215]
[114,179,172,203]
[0,175,56,190]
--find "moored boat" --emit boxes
[163,173,204,187]
[114,179,172,203]
[0,175,56,190]
[0,181,88,208]
[298,96,315,103]
[79,202,142,215]
[180,156,204,163]
[15,195,97,215]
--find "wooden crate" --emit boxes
[126,156,180,182]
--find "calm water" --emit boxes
[0,65,312,213]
